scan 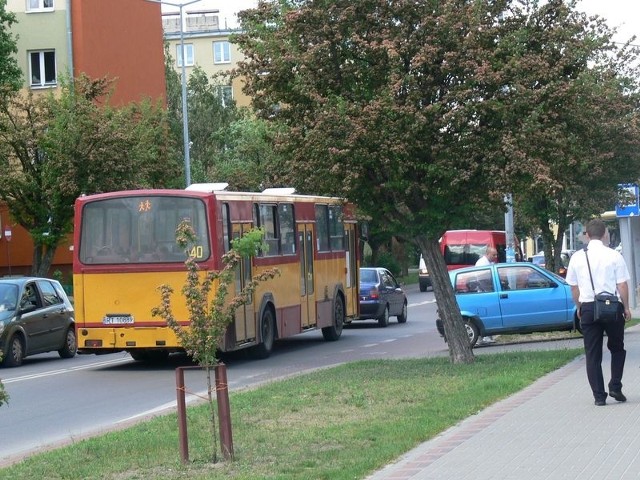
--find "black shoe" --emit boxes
[595,399,606,406]
[609,391,627,402]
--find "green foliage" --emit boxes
[0,379,7,407]
[502,1,640,265]
[152,221,279,462]
[0,0,21,97]
[163,47,287,191]
[366,250,401,276]
[234,0,640,364]
[0,75,179,275]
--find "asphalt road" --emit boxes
[0,283,448,466]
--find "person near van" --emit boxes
[565,219,631,406]
[475,247,498,266]
[475,247,498,344]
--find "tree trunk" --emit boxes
[32,242,56,277]
[417,237,475,364]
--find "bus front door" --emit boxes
[344,224,359,317]
[233,223,256,344]
[298,224,315,328]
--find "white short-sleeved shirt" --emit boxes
[565,240,630,302]
[475,256,491,266]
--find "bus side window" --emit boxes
[278,203,296,255]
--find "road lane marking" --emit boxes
[2,357,132,384]
[409,299,437,307]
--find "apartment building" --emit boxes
[1,0,168,277]
[7,0,166,105]
[161,8,250,107]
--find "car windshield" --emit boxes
[0,284,19,312]
[360,269,379,283]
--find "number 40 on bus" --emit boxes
[72,184,360,361]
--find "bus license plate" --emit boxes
[103,315,134,325]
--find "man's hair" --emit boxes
[586,219,606,239]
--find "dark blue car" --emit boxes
[436,263,580,346]
[357,267,408,327]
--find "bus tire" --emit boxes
[58,327,77,358]
[250,308,276,359]
[322,296,344,341]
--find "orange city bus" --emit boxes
[72,184,360,361]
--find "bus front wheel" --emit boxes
[250,308,275,359]
[322,296,344,341]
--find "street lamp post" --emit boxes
[145,0,202,187]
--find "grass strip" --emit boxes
[2,349,582,480]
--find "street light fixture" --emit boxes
[145,0,203,187]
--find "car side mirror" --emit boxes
[20,302,36,313]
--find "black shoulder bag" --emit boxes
[584,247,620,323]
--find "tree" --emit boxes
[235,0,535,363]
[0,75,181,275]
[163,48,286,191]
[153,222,279,462]
[235,0,640,363]
[501,1,640,272]
[0,0,21,99]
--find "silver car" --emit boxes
[0,277,76,367]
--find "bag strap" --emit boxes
[583,247,596,295]
[584,246,618,297]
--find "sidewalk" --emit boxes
[367,323,640,480]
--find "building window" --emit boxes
[176,44,194,67]
[217,85,233,108]
[27,0,54,11]
[213,41,230,64]
[29,50,56,88]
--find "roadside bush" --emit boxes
[375,251,401,276]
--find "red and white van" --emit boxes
[440,230,522,271]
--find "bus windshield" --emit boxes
[79,196,210,264]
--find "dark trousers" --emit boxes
[580,302,626,401]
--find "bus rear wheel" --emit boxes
[322,296,344,341]
[250,308,275,359]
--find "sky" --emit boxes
[578,0,639,45]
[163,0,638,42]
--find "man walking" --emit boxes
[565,219,631,406]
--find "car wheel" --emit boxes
[378,305,390,327]
[322,296,344,341]
[419,283,427,292]
[464,319,480,347]
[250,308,276,359]
[58,327,78,359]
[3,335,25,367]
[397,301,408,323]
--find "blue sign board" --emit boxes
[616,184,640,217]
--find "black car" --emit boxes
[357,267,408,327]
[0,277,76,367]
